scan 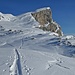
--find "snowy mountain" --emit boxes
[0,12,14,21]
[0,7,75,75]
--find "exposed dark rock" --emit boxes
[31,7,63,36]
[32,8,52,26]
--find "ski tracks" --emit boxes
[10,49,22,75]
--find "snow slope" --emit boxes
[0,12,14,21]
[0,10,75,75]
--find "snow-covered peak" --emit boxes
[0,12,3,15]
[36,7,50,12]
[0,12,14,21]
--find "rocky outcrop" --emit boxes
[31,7,63,36]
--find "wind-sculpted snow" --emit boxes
[0,11,75,75]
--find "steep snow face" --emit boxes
[0,11,75,75]
[0,12,14,21]
[11,12,39,28]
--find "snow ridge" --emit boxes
[36,7,50,12]
[0,12,14,21]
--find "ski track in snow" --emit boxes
[10,49,22,75]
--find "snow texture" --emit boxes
[0,11,75,75]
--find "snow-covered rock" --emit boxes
[36,7,50,12]
[31,7,63,36]
[0,12,14,21]
[49,32,59,36]
[65,35,74,39]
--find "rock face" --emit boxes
[31,7,63,36]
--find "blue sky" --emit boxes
[0,0,75,34]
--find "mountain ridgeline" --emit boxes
[0,7,63,36]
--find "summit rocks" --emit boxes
[31,7,63,36]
